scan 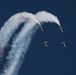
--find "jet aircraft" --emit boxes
[40,26,45,31]
[42,41,49,47]
[58,26,64,33]
[60,41,67,47]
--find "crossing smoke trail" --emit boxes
[1,21,39,75]
[0,11,40,59]
[0,11,61,75]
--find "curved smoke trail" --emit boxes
[0,11,40,59]
[36,11,61,26]
[0,11,61,75]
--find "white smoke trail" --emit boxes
[0,11,61,75]
[1,21,39,75]
[36,11,61,26]
[0,11,40,59]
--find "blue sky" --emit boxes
[0,0,76,75]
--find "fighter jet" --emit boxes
[58,26,64,33]
[40,26,45,31]
[42,41,49,47]
[60,41,67,47]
